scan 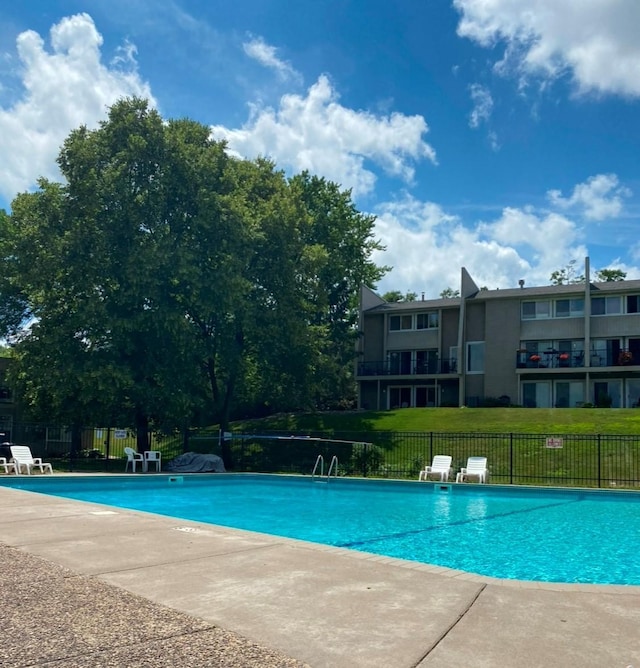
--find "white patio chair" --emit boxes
[456,457,488,484]
[418,455,453,482]
[9,446,53,475]
[0,457,17,475]
[144,450,162,472]
[124,447,144,473]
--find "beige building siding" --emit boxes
[440,308,459,353]
[464,301,485,341]
[591,314,640,338]
[362,314,384,361]
[520,318,585,340]
[483,299,520,401]
[357,267,640,409]
[386,329,439,350]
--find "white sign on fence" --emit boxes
[545,437,564,449]
[114,429,127,439]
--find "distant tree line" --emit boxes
[550,260,626,285]
[0,98,386,461]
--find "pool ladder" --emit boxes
[312,455,338,482]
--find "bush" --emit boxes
[350,443,384,475]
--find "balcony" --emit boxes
[516,350,585,369]
[357,359,457,377]
[590,349,638,368]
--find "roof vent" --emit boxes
[518,279,525,289]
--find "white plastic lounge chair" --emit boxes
[418,455,453,482]
[0,457,17,475]
[456,457,488,484]
[10,446,53,475]
[124,447,144,473]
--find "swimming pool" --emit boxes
[3,474,639,585]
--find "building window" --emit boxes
[555,381,584,408]
[389,386,412,409]
[389,314,413,331]
[591,296,622,316]
[388,351,412,374]
[593,381,621,408]
[590,339,620,367]
[416,312,438,329]
[554,298,584,318]
[522,381,551,408]
[627,295,640,314]
[415,386,436,407]
[466,341,484,374]
[415,350,438,374]
[521,300,551,320]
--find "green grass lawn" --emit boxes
[58,409,639,487]
[227,408,640,488]
[232,407,640,435]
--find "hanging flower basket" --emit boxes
[618,351,633,365]
[559,353,569,361]
[530,354,541,362]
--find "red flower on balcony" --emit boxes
[530,354,541,362]
[618,351,633,365]
[559,353,569,361]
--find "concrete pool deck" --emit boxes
[1,481,639,668]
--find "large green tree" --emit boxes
[1,98,386,460]
[6,102,204,449]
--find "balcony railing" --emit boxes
[517,350,585,369]
[357,359,457,376]
[517,349,638,369]
[591,349,637,367]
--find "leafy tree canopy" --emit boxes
[0,98,386,458]
[595,268,626,282]
[549,260,585,285]
[381,290,417,302]
[551,261,627,285]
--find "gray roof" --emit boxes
[364,280,640,313]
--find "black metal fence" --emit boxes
[215,430,640,489]
[0,424,173,474]
[3,424,640,489]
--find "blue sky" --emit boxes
[1,1,639,295]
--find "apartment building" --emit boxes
[356,260,640,409]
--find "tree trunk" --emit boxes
[135,410,150,452]
[70,424,83,456]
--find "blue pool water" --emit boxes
[2,474,639,585]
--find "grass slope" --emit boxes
[233,407,640,435]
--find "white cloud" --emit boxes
[547,173,631,220]
[242,36,301,83]
[210,75,436,197]
[374,194,538,295]
[373,183,601,295]
[0,13,154,203]
[454,0,640,97]
[468,83,493,128]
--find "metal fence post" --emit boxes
[105,427,111,472]
[597,434,601,488]
[510,433,513,485]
